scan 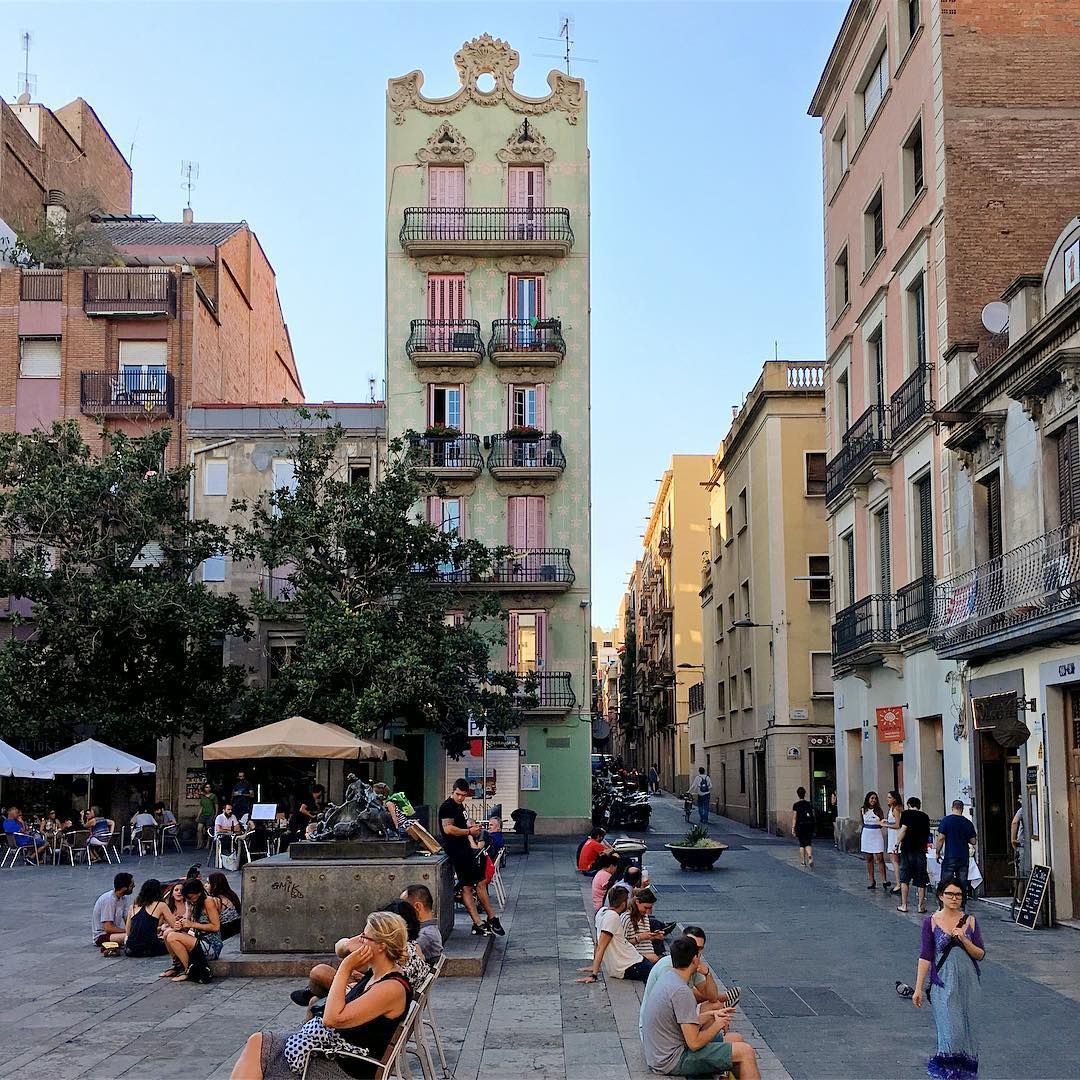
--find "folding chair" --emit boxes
[417,956,451,1078]
[489,849,507,910]
[301,1001,421,1080]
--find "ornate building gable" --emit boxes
[496,119,556,164]
[388,34,585,126]
[416,121,475,164]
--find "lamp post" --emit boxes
[732,619,777,830]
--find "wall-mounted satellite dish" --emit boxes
[981,301,1009,335]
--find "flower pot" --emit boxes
[665,842,728,871]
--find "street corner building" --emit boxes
[810,0,1080,914]
[384,35,592,833]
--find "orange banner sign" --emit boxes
[876,706,905,742]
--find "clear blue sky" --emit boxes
[5,0,845,628]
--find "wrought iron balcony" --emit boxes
[407,433,483,478]
[20,269,62,301]
[405,319,483,366]
[431,548,574,590]
[488,318,566,365]
[826,404,890,503]
[832,594,897,662]
[80,370,175,419]
[487,433,565,479]
[897,575,934,638]
[931,523,1080,659]
[658,527,672,557]
[83,269,176,316]
[890,363,932,441]
[507,670,575,713]
[400,207,573,256]
[974,328,1010,373]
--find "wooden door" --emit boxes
[1068,689,1080,914]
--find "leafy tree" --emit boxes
[0,423,251,745]
[232,419,536,756]
[0,188,119,268]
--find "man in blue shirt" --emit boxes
[936,799,977,900]
[3,807,47,864]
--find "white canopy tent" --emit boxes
[35,738,155,813]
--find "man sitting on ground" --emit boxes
[579,886,653,983]
[401,883,443,963]
[641,936,760,1078]
[641,926,739,1021]
[577,827,612,873]
[93,872,134,947]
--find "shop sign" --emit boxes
[807,733,835,749]
[876,705,905,742]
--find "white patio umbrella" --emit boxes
[0,738,54,779]
[35,738,155,813]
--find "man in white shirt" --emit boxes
[689,767,713,825]
[131,807,157,830]
[578,886,653,983]
[214,802,242,854]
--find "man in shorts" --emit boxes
[439,778,503,936]
[894,796,931,913]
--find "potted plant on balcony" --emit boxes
[507,424,543,441]
[666,824,728,871]
[424,424,460,439]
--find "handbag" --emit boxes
[185,939,213,984]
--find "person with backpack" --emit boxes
[790,787,816,867]
[689,767,713,826]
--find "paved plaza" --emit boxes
[2,794,1080,1079]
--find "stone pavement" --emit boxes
[2,802,1080,1078]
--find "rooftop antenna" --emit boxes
[16,30,36,102]
[181,159,199,209]
[368,376,377,403]
[537,15,597,77]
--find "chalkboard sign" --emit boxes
[1016,864,1051,929]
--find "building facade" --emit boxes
[931,220,1080,917]
[627,457,711,794]
[385,36,592,833]
[810,0,1080,850]
[155,404,386,816]
[591,625,620,753]
[696,362,834,833]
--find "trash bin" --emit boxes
[511,808,538,854]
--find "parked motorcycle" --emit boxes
[592,776,652,831]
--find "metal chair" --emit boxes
[301,1000,421,1080]
[56,829,91,866]
[90,831,123,864]
[2,834,32,868]
[159,824,182,854]
[416,956,451,1078]
[135,825,159,857]
[489,849,507,910]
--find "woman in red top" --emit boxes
[577,828,612,873]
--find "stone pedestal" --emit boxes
[241,852,453,953]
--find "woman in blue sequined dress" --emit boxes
[912,877,985,1079]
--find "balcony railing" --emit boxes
[83,269,176,316]
[931,523,1080,656]
[80,370,175,418]
[688,682,705,714]
[890,363,932,441]
[405,319,483,362]
[509,670,576,711]
[431,548,574,588]
[658,527,672,557]
[20,270,62,301]
[832,594,896,659]
[487,434,566,475]
[974,328,1010,373]
[400,207,573,254]
[897,575,934,637]
[826,404,889,502]
[408,433,483,474]
[488,318,566,359]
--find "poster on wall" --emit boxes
[185,767,207,801]
[520,763,541,791]
[1065,237,1080,295]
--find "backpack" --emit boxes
[699,775,712,796]
[796,802,815,827]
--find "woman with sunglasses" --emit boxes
[912,877,985,1079]
[231,911,412,1079]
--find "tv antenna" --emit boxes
[537,15,597,76]
[15,30,36,102]
[181,160,199,209]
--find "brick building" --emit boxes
[810,0,1080,868]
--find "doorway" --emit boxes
[810,748,837,837]
[752,751,768,829]
[975,729,1022,896]
[1066,689,1080,915]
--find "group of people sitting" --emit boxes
[3,803,178,863]
[91,866,241,982]
[230,883,443,1079]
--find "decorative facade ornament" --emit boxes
[496,119,556,163]
[494,366,558,385]
[416,121,475,164]
[388,34,585,125]
[955,414,1007,473]
[414,367,480,385]
[415,255,479,273]
[495,255,557,273]
[493,478,559,495]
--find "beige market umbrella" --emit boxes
[322,722,407,762]
[202,716,370,761]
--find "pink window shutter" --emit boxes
[426,495,439,526]
[526,496,546,547]
[507,385,517,430]
[508,497,527,547]
[427,275,465,320]
[536,611,546,667]
[429,166,464,208]
[508,612,519,669]
[508,166,544,208]
[536,384,547,430]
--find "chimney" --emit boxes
[45,189,67,228]
[182,207,194,225]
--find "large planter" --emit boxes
[666,842,728,871]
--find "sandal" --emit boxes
[896,906,909,912]
[159,964,183,978]
[170,972,190,982]
[917,907,927,914]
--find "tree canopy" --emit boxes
[0,189,119,268]
[233,421,535,756]
[0,422,250,745]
